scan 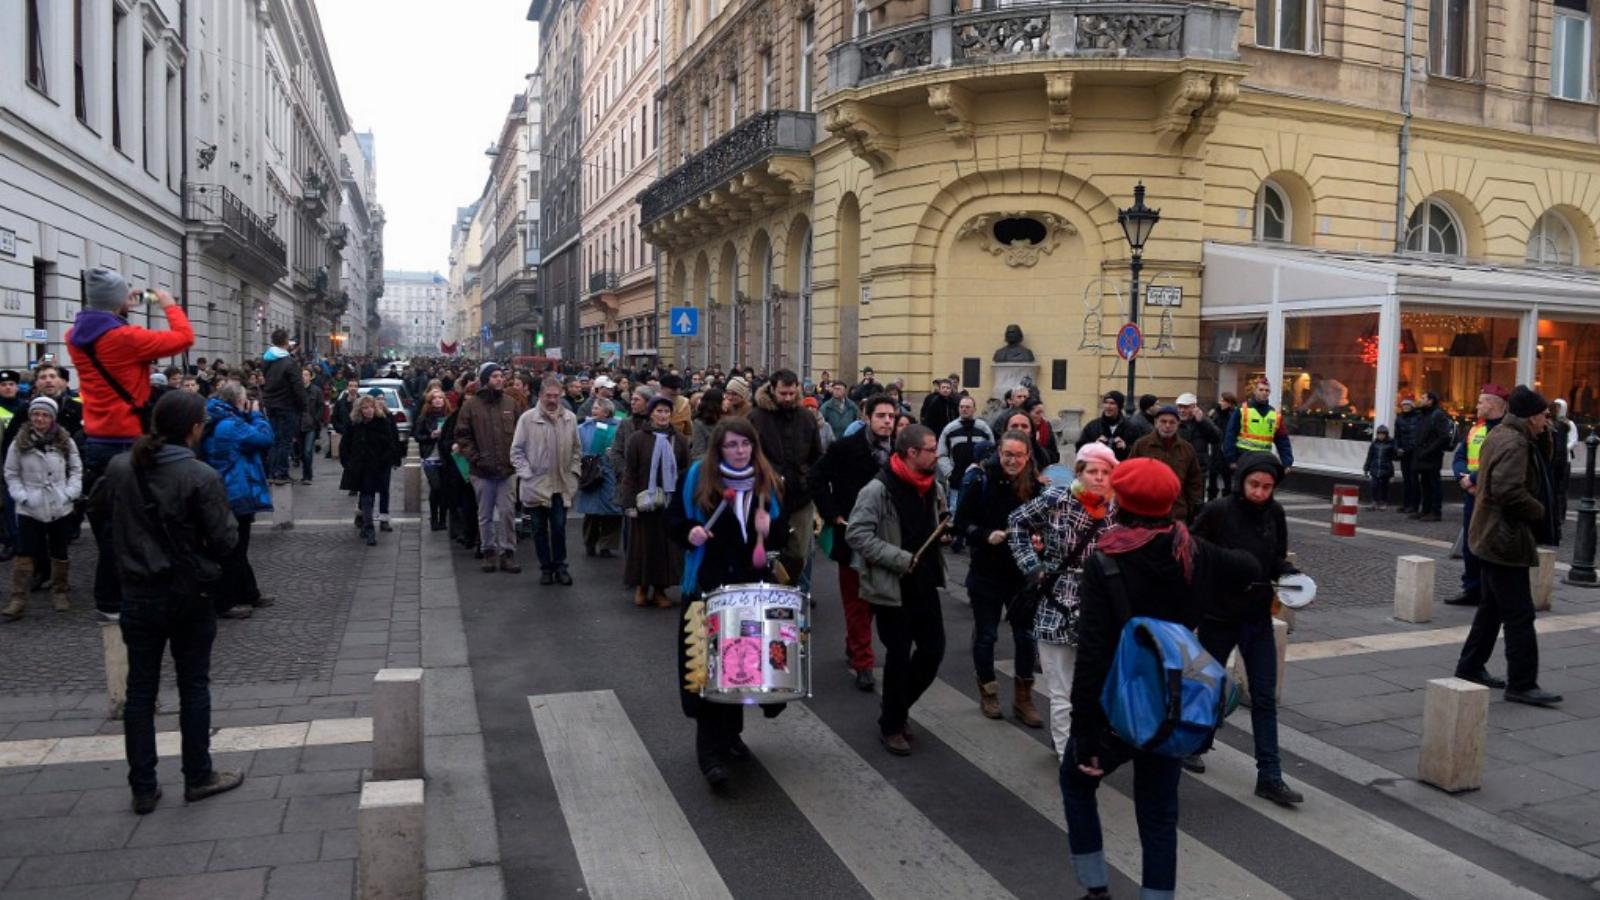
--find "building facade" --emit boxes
[2,0,189,370]
[577,0,661,365]
[643,0,1600,473]
[445,203,480,353]
[186,0,352,361]
[530,0,584,360]
[379,270,447,356]
[337,131,383,355]
[483,83,542,357]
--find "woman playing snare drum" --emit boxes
[669,418,788,787]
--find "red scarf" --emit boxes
[1070,480,1111,521]
[890,453,935,496]
[1098,521,1195,583]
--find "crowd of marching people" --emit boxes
[0,263,1589,897]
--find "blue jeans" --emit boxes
[1198,617,1281,781]
[529,493,569,572]
[121,585,217,794]
[267,408,300,479]
[299,430,316,481]
[969,579,1035,682]
[1060,737,1182,898]
[84,439,134,614]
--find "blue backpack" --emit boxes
[1096,553,1237,758]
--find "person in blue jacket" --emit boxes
[202,382,275,619]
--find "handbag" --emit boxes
[578,454,605,491]
[635,487,668,512]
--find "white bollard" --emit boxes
[101,621,128,720]
[270,481,295,530]
[1532,547,1556,611]
[372,669,425,781]
[359,779,426,900]
[1394,555,1435,623]
[329,430,342,459]
[1278,552,1297,633]
[1418,677,1488,792]
[402,464,422,514]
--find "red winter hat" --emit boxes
[1480,383,1510,400]
[1110,457,1181,519]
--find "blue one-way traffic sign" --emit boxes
[670,307,699,336]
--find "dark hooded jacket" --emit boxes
[1468,414,1556,567]
[1191,452,1295,624]
[748,381,822,511]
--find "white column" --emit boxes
[1374,291,1402,430]
[1265,306,1286,401]
[1516,307,1539,388]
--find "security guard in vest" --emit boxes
[0,370,21,562]
[1223,376,1295,473]
[1445,384,1509,606]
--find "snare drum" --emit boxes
[701,582,811,704]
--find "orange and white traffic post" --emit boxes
[1331,485,1360,536]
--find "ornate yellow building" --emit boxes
[644,0,1600,472]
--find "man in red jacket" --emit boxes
[67,266,195,618]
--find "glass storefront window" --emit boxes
[1397,311,1520,433]
[1197,319,1267,409]
[1536,318,1600,432]
[1282,311,1381,441]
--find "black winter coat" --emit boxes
[1075,414,1147,461]
[1364,439,1397,480]
[953,459,1029,592]
[749,383,821,511]
[808,428,886,563]
[87,445,237,589]
[1191,469,1292,625]
[1069,530,1260,764]
[262,355,307,413]
[1393,408,1421,453]
[339,415,401,494]
[1414,407,1454,461]
[919,392,960,436]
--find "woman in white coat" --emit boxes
[4,397,83,618]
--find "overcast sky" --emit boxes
[318,1,539,275]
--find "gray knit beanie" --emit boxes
[85,266,130,312]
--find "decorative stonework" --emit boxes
[823,101,898,172]
[927,84,974,139]
[752,5,774,50]
[955,13,1049,60]
[956,211,1078,267]
[1043,72,1073,134]
[1076,13,1182,52]
[860,30,934,79]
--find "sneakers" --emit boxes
[539,571,555,585]
[1255,777,1305,806]
[1181,754,1206,774]
[131,786,162,815]
[555,569,573,586]
[252,596,276,608]
[1443,591,1479,606]
[1418,513,1442,522]
[726,739,751,761]
[1505,688,1563,707]
[498,554,522,574]
[221,605,255,619]
[184,770,244,803]
[854,669,876,692]
[380,521,394,533]
[1454,668,1506,689]
[880,731,912,756]
[703,764,730,787]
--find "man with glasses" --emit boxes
[846,424,949,756]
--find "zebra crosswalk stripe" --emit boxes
[910,677,1290,899]
[529,690,733,900]
[739,702,1018,900]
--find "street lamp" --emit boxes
[1117,182,1160,401]
[1565,427,1600,587]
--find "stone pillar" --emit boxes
[402,465,422,515]
[359,779,426,900]
[1394,554,1434,623]
[372,668,425,781]
[101,622,128,720]
[1418,677,1488,792]
[1273,617,1289,703]
[270,481,295,530]
[1532,547,1556,611]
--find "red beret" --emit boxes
[1480,383,1510,400]
[802,396,819,410]
[1110,458,1182,518]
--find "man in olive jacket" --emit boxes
[1455,385,1562,707]
[455,363,526,572]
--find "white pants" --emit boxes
[1036,641,1076,760]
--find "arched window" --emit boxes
[1255,180,1291,242]
[798,227,813,378]
[1527,211,1578,265]
[1405,198,1464,258]
[759,242,775,368]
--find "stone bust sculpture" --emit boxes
[993,324,1035,362]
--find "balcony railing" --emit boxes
[639,109,817,226]
[589,270,618,294]
[184,183,288,278]
[828,1,1240,89]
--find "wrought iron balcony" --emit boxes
[639,109,816,227]
[828,1,1240,90]
[588,270,618,294]
[184,184,288,282]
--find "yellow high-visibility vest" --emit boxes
[1466,422,1489,473]
[1236,407,1279,453]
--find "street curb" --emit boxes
[418,512,507,898]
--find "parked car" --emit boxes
[358,379,413,442]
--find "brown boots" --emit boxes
[978,679,1003,719]
[653,589,675,609]
[633,587,649,607]
[3,557,29,620]
[50,559,69,612]
[1013,677,1043,728]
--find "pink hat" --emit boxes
[1075,442,1118,470]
